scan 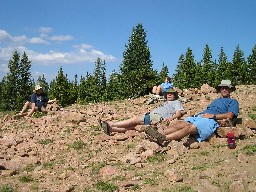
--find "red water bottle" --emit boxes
[227,132,236,149]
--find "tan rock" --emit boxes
[237,153,249,163]
[164,169,183,182]
[99,165,119,178]
[217,127,241,138]
[229,181,247,192]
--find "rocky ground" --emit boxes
[0,84,256,192]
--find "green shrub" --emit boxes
[242,144,256,155]
[147,153,166,163]
[68,140,86,150]
[0,185,16,192]
[19,175,34,183]
[95,181,118,192]
[38,139,53,145]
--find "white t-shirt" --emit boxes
[151,100,184,119]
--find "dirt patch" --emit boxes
[0,85,256,192]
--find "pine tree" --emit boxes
[173,48,198,89]
[37,74,49,94]
[1,50,21,110]
[79,73,98,103]
[120,23,157,98]
[247,45,256,84]
[104,71,123,101]
[173,54,185,88]
[158,63,169,84]
[69,74,78,104]
[49,67,70,107]
[94,58,107,100]
[200,45,216,86]
[231,45,249,85]
[216,47,232,84]
[16,52,33,109]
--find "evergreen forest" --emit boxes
[1,23,256,111]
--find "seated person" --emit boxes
[18,85,49,117]
[152,77,173,97]
[146,80,239,145]
[99,89,184,135]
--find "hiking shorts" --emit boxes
[184,114,219,142]
[143,113,163,125]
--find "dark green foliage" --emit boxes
[95,181,118,192]
[48,67,73,107]
[0,51,32,111]
[1,26,256,110]
[248,45,256,84]
[120,23,157,98]
[230,45,249,85]
[103,71,124,101]
[37,74,49,95]
[0,185,16,192]
[216,47,231,85]
[173,48,199,89]
[78,58,107,103]
[157,63,169,85]
[199,45,217,87]
[69,74,78,104]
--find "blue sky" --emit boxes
[1,0,256,82]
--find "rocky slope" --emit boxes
[0,85,256,192]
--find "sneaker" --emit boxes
[147,98,155,105]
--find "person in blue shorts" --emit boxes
[152,77,173,97]
[146,79,239,144]
[99,89,184,135]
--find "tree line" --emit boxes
[0,23,256,111]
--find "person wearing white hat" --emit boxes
[18,85,49,117]
[99,89,184,135]
[146,79,239,145]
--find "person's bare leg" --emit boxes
[152,86,157,94]
[107,115,144,133]
[156,85,163,95]
[20,101,32,115]
[160,121,192,135]
[165,123,198,141]
[111,126,137,133]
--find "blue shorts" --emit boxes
[184,114,219,142]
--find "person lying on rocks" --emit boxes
[146,79,239,145]
[152,76,173,98]
[15,85,52,118]
[99,89,184,135]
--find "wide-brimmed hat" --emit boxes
[216,80,236,92]
[34,85,43,92]
[164,88,179,100]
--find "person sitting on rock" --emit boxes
[146,79,239,145]
[17,85,49,117]
[152,77,173,98]
[99,89,184,135]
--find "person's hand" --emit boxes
[201,113,214,119]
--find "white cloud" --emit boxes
[49,35,74,42]
[0,45,117,66]
[30,37,48,44]
[0,29,118,67]
[0,29,28,45]
[74,43,93,49]
[38,27,53,34]
[0,30,11,41]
